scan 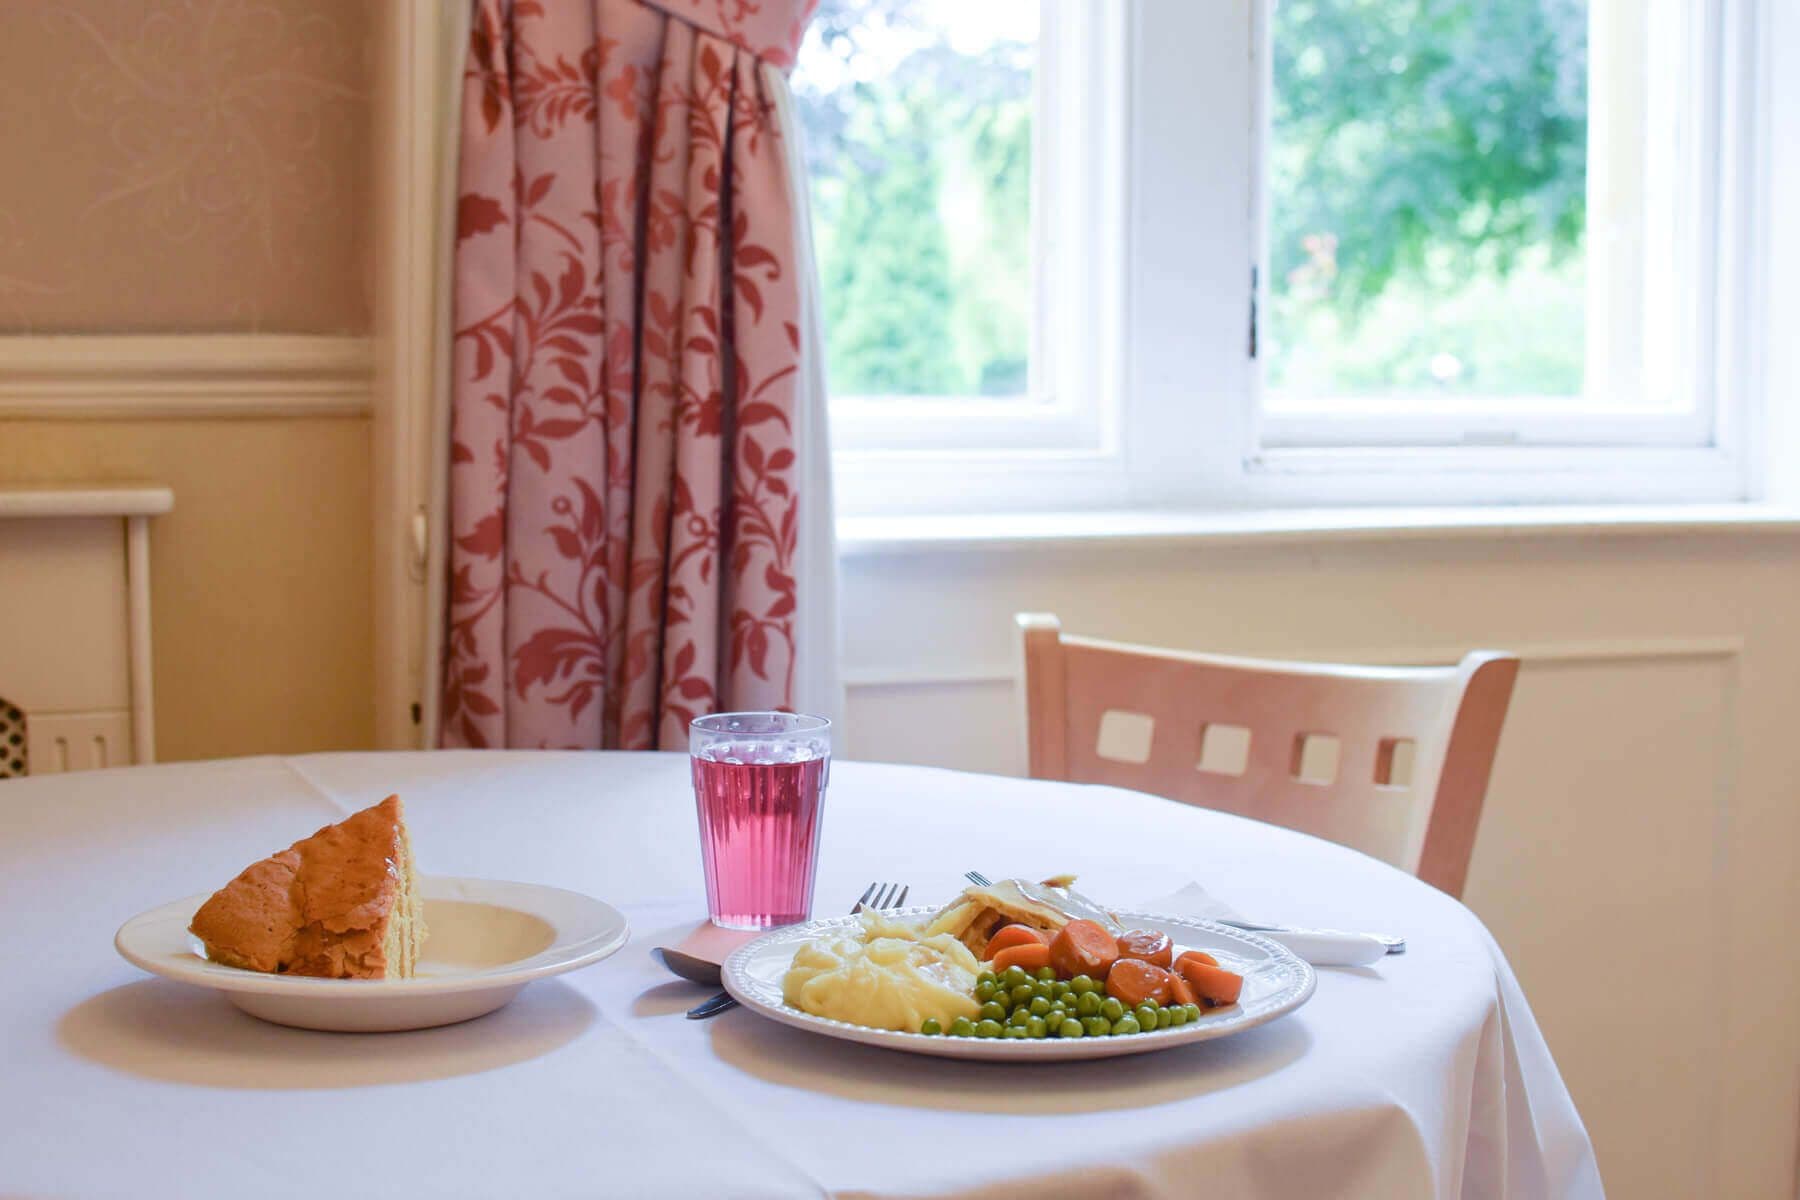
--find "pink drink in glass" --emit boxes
[690,713,831,930]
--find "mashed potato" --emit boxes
[782,911,981,1032]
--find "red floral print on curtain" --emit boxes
[443,0,818,749]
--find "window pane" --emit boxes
[793,0,1037,401]
[1265,0,1591,406]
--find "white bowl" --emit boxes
[115,876,628,1032]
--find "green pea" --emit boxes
[1082,1016,1112,1037]
[1031,981,1055,1002]
[1100,997,1126,1023]
[1007,1008,1032,1028]
[919,1018,942,1035]
[1113,1015,1141,1035]
[975,1019,1004,1038]
[1075,991,1103,1017]
[1026,1016,1049,1038]
[1070,975,1097,995]
[1002,1026,1030,1039]
[1156,1007,1174,1030]
[976,971,997,988]
[1010,984,1036,1008]
[1168,1006,1188,1027]
[1051,981,1072,1001]
[979,1000,1006,1023]
[949,1017,976,1037]
[1028,996,1052,1017]
[1057,1018,1084,1038]
[1035,966,1058,982]
[974,981,996,1003]
[1044,1004,1069,1027]
[1001,966,1030,989]
[1138,997,1160,1011]
[1185,1004,1204,1022]
[1135,1005,1159,1029]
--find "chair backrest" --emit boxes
[1015,613,1518,898]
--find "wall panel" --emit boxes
[0,0,379,761]
[0,416,374,762]
[0,0,370,334]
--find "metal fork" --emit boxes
[685,881,912,1019]
[856,880,911,914]
[968,869,1405,954]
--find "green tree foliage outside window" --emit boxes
[796,0,1034,399]
[1268,0,1589,398]
[821,94,960,395]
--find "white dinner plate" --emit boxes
[115,876,629,1032]
[722,906,1315,1061]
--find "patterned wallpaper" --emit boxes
[0,0,372,333]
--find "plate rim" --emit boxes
[114,874,630,997]
[721,905,1316,1061]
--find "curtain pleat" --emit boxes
[442,0,832,750]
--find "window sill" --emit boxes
[836,503,1800,556]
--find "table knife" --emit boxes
[685,990,739,1020]
[1216,919,1403,963]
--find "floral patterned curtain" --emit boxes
[442,0,831,749]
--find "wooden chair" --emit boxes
[1015,614,1519,898]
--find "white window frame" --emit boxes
[828,0,1770,518]
[828,0,1121,456]
[827,0,1127,510]
[1245,0,1764,508]
[1257,0,1727,446]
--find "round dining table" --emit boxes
[0,751,1601,1199]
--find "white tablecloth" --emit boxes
[0,752,1601,1199]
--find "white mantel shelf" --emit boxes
[0,484,174,520]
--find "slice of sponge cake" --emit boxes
[189,795,426,980]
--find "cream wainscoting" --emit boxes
[0,334,376,762]
[839,527,1800,1200]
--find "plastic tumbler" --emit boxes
[689,712,831,930]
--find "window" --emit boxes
[1264,3,1594,420]
[793,0,1121,465]
[805,1,1763,516]
[1261,0,1723,449]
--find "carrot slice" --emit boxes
[1117,930,1174,968]
[990,942,1053,975]
[1050,919,1120,981]
[985,925,1049,957]
[1104,958,1174,1006]
[1167,973,1198,1007]
[1176,950,1219,971]
[1179,960,1243,1006]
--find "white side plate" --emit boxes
[115,876,629,1032]
[723,907,1315,1061]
